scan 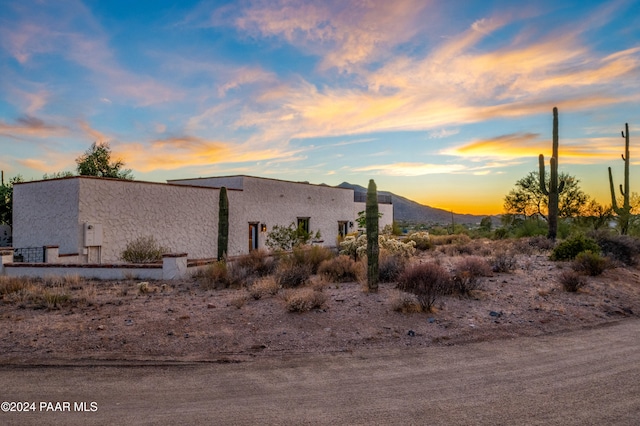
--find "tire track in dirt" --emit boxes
[1,319,639,425]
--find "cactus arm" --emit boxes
[538,154,549,196]
[608,167,620,213]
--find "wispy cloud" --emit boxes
[354,162,466,176]
[233,0,430,71]
[0,116,68,139]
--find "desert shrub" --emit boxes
[284,288,327,312]
[317,255,362,283]
[0,276,31,295]
[558,270,587,292]
[491,251,517,273]
[291,245,335,274]
[493,227,509,239]
[339,234,415,260]
[589,231,640,266]
[275,261,312,288]
[389,290,422,313]
[235,249,278,277]
[229,294,248,309]
[405,232,432,251]
[397,262,452,312]
[452,256,492,295]
[550,234,600,261]
[378,252,406,283]
[121,236,168,263]
[572,251,607,276]
[429,234,472,246]
[513,236,555,255]
[339,234,366,259]
[197,260,241,289]
[248,276,280,300]
[380,236,416,258]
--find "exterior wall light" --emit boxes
[349,221,354,228]
[260,224,267,232]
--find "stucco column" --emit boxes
[0,249,12,275]
[163,253,188,280]
[45,245,60,264]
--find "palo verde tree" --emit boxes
[366,179,379,292]
[217,187,229,260]
[0,174,24,227]
[504,171,589,224]
[608,123,632,234]
[539,107,565,240]
[76,141,133,179]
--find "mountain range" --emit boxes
[337,182,495,225]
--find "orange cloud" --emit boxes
[119,135,303,172]
[447,133,622,164]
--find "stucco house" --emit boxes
[12,175,393,264]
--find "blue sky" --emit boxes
[1,0,639,214]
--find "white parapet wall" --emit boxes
[0,253,193,281]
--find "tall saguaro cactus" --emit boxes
[608,123,632,235]
[366,179,379,292]
[539,106,565,240]
[217,187,229,260]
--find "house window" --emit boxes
[297,217,310,234]
[338,221,349,237]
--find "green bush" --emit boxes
[550,234,600,261]
[572,251,607,276]
[121,236,168,263]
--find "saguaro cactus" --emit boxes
[539,106,565,240]
[217,187,229,260]
[608,123,632,235]
[366,179,379,292]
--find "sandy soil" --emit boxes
[1,240,639,365]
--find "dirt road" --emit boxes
[1,319,639,425]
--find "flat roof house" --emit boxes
[12,175,392,264]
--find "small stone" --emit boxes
[428,318,435,324]
[96,325,104,331]
[207,303,216,309]
[167,331,174,336]
[407,330,416,337]
[125,319,134,326]
[489,311,502,317]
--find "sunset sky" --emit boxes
[1,0,639,215]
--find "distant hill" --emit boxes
[337,182,494,225]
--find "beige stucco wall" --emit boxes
[240,177,355,250]
[13,179,81,255]
[353,201,394,231]
[76,178,227,262]
[176,176,357,250]
[13,175,392,264]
